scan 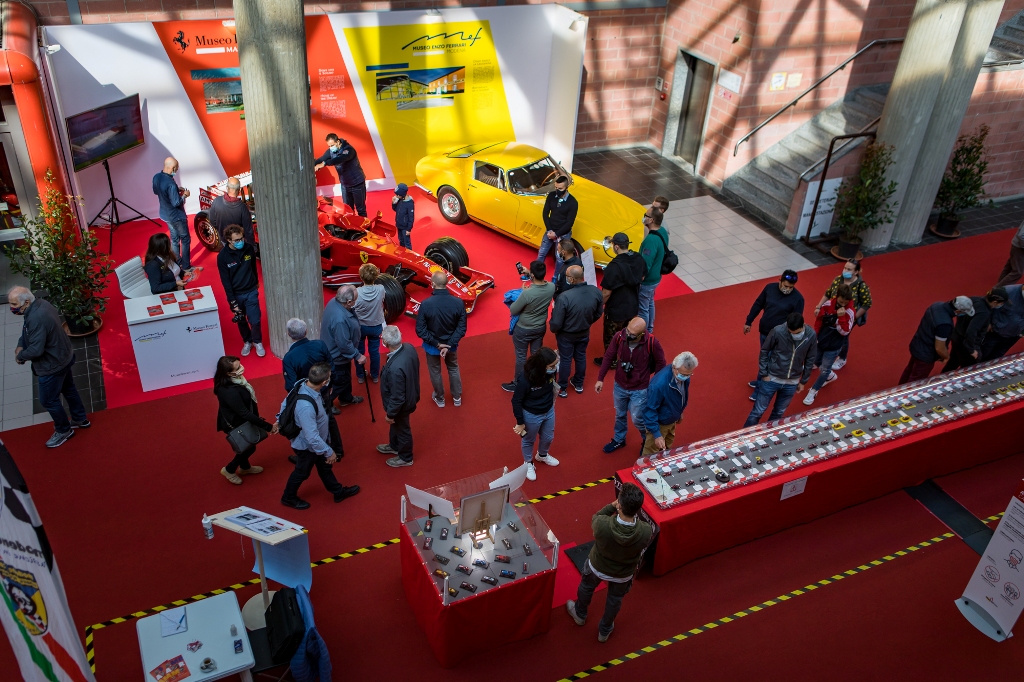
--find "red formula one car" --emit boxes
[195,173,494,323]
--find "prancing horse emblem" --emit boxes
[173,31,189,53]
[359,251,369,264]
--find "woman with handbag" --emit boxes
[215,356,278,484]
[812,259,872,371]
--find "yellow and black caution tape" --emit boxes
[557,512,1004,681]
[516,477,615,506]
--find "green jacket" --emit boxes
[587,504,653,579]
[640,228,667,286]
[509,280,555,330]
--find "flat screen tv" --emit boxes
[65,94,145,172]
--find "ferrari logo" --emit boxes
[359,252,369,264]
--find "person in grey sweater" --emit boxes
[503,260,555,392]
[321,285,366,412]
[9,287,89,448]
[354,264,386,383]
[280,363,359,510]
[744,312,818,427]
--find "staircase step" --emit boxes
[1001,25,1024,44]
[752,153,802,186]
[854,85,889,107]
[745,164,799,198]
[843,98,883,122]
[990,38,1024,59]
[722,176,790,231]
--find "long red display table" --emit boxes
[617,357,1024,575]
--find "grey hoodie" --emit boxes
[758,322,818,384]
[354,283,386,327]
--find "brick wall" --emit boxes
[961,68,1024,199]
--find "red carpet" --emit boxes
[1,226,1022,679]
[96,188,691,408]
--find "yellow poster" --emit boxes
[345,21,515,182]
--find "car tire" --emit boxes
[193,211,223,252]
[437,186,469,224]
[425,237,470,282]
[378,273,407,324]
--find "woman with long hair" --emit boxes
[354,263,386,383]
[213,355,277,484]
[143,233,185,294]
[812,259,872,370]
[511,346,560,481]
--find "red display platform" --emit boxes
[618,399,1024,575]
[399,523,557,667]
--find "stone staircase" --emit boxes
[722,83,889,232]
[987,9,1024,62]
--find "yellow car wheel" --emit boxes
[437,186,469,225]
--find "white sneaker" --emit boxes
[255,343,266,357]
[241,342,253,356]
[832,357,847,370]
[526,463,537,481]
[824,372,838,386]
[802,389,817,406]
[536,453,560,467]
[453,397,462,407]
[432,394,445,408]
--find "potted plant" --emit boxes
[829,141,899,259]
[9,170,114,335]
[932,124,991,238]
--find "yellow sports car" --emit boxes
[415,142,645,267]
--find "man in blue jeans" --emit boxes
[595,317,666,453]
[152,156,193,271]
[744,313,817,427]
[9,287,89,448]
[804,285,854,406]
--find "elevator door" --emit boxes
[674,54,714,166]
[0,134,29,231]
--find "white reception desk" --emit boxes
[124,286,225,391]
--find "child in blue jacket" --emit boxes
[392,183,415,249]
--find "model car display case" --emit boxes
[633,354,1024,510]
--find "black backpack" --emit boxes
[265,587,305,663]
[277,382,318,440]
[653,229,678,275]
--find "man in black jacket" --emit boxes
[943,288,1005,372]
[550,265,603,398]
[314,133,367,217]
[537,176,578,280]
[377,325,421,467]
[744,270,803,389]
[553,238,582,297]
[899,296,974,384]
[207,177,254,244]
[416,271,467,408]
[595,233,647,364]
[9,287,89,448]
[217,225,265,357]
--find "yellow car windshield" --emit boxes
[507,156,568,196]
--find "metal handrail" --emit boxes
[799,115,881,181]
[733,38,903,157]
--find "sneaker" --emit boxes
[603,439,625,453]
[357,375,365,384]
[331,405,341,415]
[748,381,759,389]
[386,456,412,468]
[220,467,243,485]
[566,600,586,626]
[749,393,757,402]
[338,397,364,407]
[535,453,560,467]
[70,419,91,429]
[572,381,584,394]
[453,396,462,407]
[832,357,847,370]
[501,382,517,392]
[334,485,360,503]
[377,444,399,455]
[240,465,263,475]
[802,389,818,406]
[824,372,839,386]
[281,497,310,510]
[371,376,379,384]
[598,623,615,643]
[241,342,253,357]
[525,463,537,481]
[558,387,568,398]
[45,430,74,448]
[255,343,266,357]
[433,394,446,408]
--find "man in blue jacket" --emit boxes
[320,285,366,412]
[314,133,367,217]
[151,156,194,270]
[282,318,343,459]
[642,351,698,455]
[392,183,415,248]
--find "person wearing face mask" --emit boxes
[377,325,421,468]
[981,284,1024,360]
[8,287,89,449]
[314,133,367,217]
[943,288,1006,372]
[802,285,854,406]
[642,351,698,455]
[217,225,265,357]
[207,176,255,245]
[553,238,583,298]
[392,183,415,248]
[638,206,668,333]
[898,296,975,385]
[744,270,804,391]
[813,259,871,371]
[321,285,366,412]
[214,356,278,484]
[596,317,666,453]
[745,313,817,427]
[511,347,561,481]
[151,156,194,271]
[549,265,603,398]
[538,176,579,281]
[596,233,648,365]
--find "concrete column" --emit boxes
[234,0,323,357]
[861,0,968,250]
[891,0,1006,245]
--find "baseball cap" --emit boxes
[987,286,1008,302]
[395,183,408,196]
[953,296,975,316]
[611,232,630,247]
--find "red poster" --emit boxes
[152,18,383,182]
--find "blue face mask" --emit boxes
[842,271,853,279]
[546,367,557,375]
[233,240,245,250]
[676,373,690,383]
[10,305,24,315]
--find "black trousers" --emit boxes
[225,443,256,473]
[282,448,344,502]
[329,359,354,405]
[942,341,980,373]
[981,333,1021,361]
[345,183,367,217]
[390,409,414,462]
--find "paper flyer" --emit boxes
[147,305,164,316]
[149,655,190,682]
[184,288,203,300]
[159,293,177,304]
[178,301,194,312]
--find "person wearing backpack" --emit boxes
[279,362,360,510]
[638,206,669,333]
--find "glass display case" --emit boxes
[633,354,1024,510]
